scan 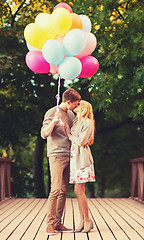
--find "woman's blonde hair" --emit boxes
[77,100,95,145]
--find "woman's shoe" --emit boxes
[82,219,94,233]
[75,222,84,232]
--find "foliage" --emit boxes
[0,0,144,198]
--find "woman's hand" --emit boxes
[64,122,71,137]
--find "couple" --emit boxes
[41,88,95,235]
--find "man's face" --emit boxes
[68,100,80,110]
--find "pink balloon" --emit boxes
[26,51,50,73]
[50,64,59,74]
[79,56,99,78]
[54,3,73,13]
[75,32,97,58]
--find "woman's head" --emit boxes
[74,100,93,120]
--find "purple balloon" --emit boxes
[79,56,99,78]
[26,51,50,73]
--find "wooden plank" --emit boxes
[62,199,74,240]
[0,198,39,239]
[90,198,129,240]
[35,199,63,240]
[102,198,144,240]
[87,199,102,240]
[120,199,144,218]
[112,198,144,226]
[108,199,144,238]
[19,199,47,240]
[0,199,15,209]
[0,198,144,240]
[0,199,21,213]
[90,199,124,240]
[0,199,27,221]
[0,199,34,231]
[33,199,49,240]
[7,199,45,240]
[126,198,144,213]
[72,198,88,240]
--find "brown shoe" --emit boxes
[55,224,73,232]
[46,224,57,235]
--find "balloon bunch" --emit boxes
[24,2,99,80]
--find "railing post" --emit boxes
[0,157,13,201]
[130,157,144,202]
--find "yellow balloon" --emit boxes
[35,13,56,40]
[52,8,72,37]
[24,23,50,49]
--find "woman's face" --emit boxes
[73,101,81,113]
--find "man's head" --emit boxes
[62,88,81,110]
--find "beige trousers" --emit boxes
[46,155,70,226]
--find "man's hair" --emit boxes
[62,88,81,103]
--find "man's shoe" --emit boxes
[46,224,57,235]
[55,224,73,232]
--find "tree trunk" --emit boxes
[33,135,46,198]
[87,183,95,198]
[98,176,106,198]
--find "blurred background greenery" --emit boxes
[0,0,144,199]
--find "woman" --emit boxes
[65,100,95,233]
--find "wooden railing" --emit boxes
[0,157,13,201]
[130,157,144,202]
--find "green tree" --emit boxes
[0,0,144,198]
[69,0,144,196]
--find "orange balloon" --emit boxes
[70,13,82,30]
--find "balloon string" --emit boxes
[56,74,61,112]
[56,74,64,126]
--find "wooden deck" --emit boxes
[0,198,144,240]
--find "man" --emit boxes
[41,88,81,235]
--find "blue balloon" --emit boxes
[42,39,64,66]
[59,57,82,80]
[63,29,87,56]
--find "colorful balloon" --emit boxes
[75,32,97,58]
[52,8,72,37]
[42,39,65,66]
[54,2,73,13]
[79,56,99,78]
[35,13,56,40]
[26,51,50,73]
[70,13,82,30]
[79,15,92,32]
[26,42,42,52]
[63,29,86,56]
[50,64,59,74]
[24,23,49,49]
[59,57,82,80]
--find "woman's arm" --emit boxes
[65,120,93,146]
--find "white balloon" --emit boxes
[79,15,92,32]
[63,29,86,56]
[59,57,82,80]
